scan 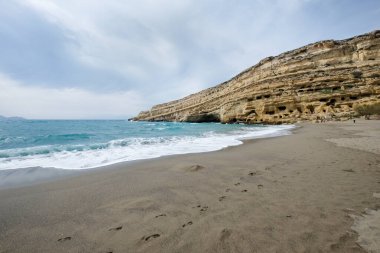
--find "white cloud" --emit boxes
[16,0,312,89]
[0,73,144,119]
[3,0,377,119]
[18,0,182,80]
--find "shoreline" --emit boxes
[0,124,296,190]
[0,120,379,252]
[0,122,294,171]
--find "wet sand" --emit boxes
[0,120,379,253]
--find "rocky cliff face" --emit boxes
[133,31,380,124]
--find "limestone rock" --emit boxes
[132,31,380,124]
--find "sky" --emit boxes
[0,0,379,119]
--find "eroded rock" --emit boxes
[132,31,380,124]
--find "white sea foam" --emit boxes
[0,125,294,170]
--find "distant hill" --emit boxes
[0,115,26,121]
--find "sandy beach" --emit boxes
[0,120,379,253]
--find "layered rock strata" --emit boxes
[133,31,380,124]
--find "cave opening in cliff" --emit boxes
[278,106,286,111]
[186,114,220,123]
[306,105,315,113]
[326,99,336,106]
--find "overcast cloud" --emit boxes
[0,0,379,119]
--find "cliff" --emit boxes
[132,30,380,124]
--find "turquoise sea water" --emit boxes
[0,120,294,170]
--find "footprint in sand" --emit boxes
[241,189,248,192]
[57,236,71,242]
[248,172,256,176]
[343,169,355,173]
[108,226,123,231]
[192,204,201,208]
[257,184,263,189]
[155,214,167,218]
[225,188,231,192]
[200,206,208,212]
[234,182,241,186]
[142,234,160,241]
[185,164,205,172]
[182,221,193,228]
[219,196,226,201]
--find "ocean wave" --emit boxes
[0,136,27,146]
[0,125,294,170]
[32,133,94,143]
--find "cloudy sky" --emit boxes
[0,0,379,119]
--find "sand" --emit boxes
[0,120,379,253]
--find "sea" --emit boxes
[0,120,294,170]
